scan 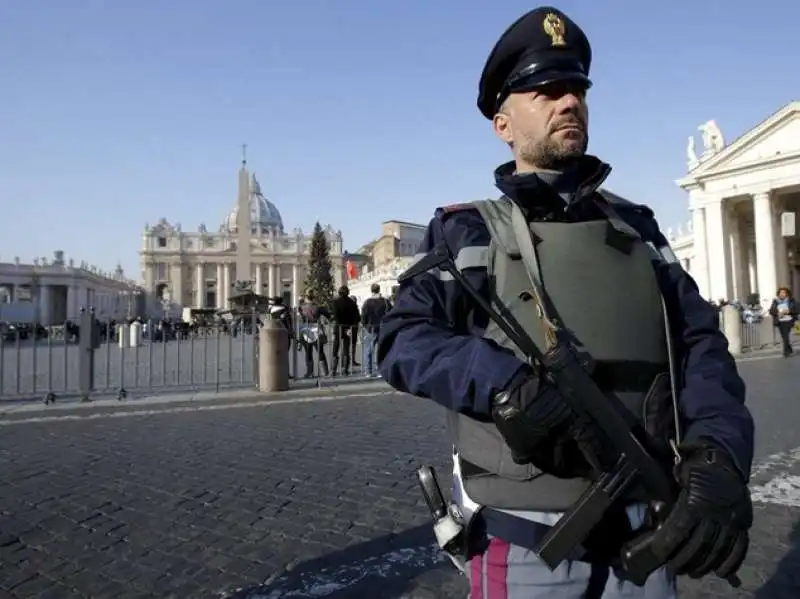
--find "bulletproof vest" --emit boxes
[450,196,680,512]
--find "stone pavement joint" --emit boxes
[0,379,391,419]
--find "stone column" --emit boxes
[223,264,231,308]
[727,208,748,301]
[144,263,156,315]
[268,264,276,298]
[773,199,791,289]
[195,263,204,308]
[690,206,710,299]
[292,263,299,306]
[171,264,184,306]
[748,244,757,299]
[66,284,77,321]
[753,191,778,306]
[38,284,51,325]
[216,264,224,309]
[734,217,752,300]
[144,263,155,292]
[705,199,730,301]
[334,260,344,289]
[255,264,263,295]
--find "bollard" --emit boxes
[129,321,143,347]
[259,319,289,392]
[252,312,259,388]
[722,304,742,355]
[77,307,99,401]
[117,323,130,348]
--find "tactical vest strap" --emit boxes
[509,201,548,298]
[472,198,521,258]
[454,246,491,270]
[438,245,491,281]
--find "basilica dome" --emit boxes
[221,174,284,235]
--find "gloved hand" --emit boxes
[642,442,752,580]
[491,373,605,476]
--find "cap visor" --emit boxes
[512,70,591,92]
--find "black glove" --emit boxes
[491,373,605,476]
[642,442,752,580]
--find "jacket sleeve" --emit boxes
[377,208,529,416]
[630,210,754,479]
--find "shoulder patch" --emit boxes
[439,203,476,214]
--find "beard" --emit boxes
[518,123,589,171]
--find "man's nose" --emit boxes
[556,91,583,111]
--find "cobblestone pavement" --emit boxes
[0,355,799,598]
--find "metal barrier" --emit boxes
[2,306,792,402]
[0,311,381,402]
[718,310,796,353]
[0,309,259,402]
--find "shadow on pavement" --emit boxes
[754,518,800,598]
[224,524,466,599]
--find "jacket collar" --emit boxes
[494,155,612,207]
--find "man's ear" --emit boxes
[493,107,513,145]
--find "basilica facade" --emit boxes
[670,101,800,305]
[139,165,346,315]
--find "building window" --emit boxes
[157,237,167,248]
[156,263,167,280]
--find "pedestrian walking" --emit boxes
[769,286,797,357]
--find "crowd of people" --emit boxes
[277,283,393,378]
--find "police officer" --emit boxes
[378,7,754,599]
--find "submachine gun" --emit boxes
[400,244,741,588]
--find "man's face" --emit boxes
[493,80,589,171]
[779,289,788,299]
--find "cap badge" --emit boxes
[543,13,566,46]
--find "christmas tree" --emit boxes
[304,221,335,307]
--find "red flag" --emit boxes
[346,260,358,280]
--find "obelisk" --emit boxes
[235,145,253,291]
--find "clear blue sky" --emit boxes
[2,1,797,281]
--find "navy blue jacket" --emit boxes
[377,162,754,479]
